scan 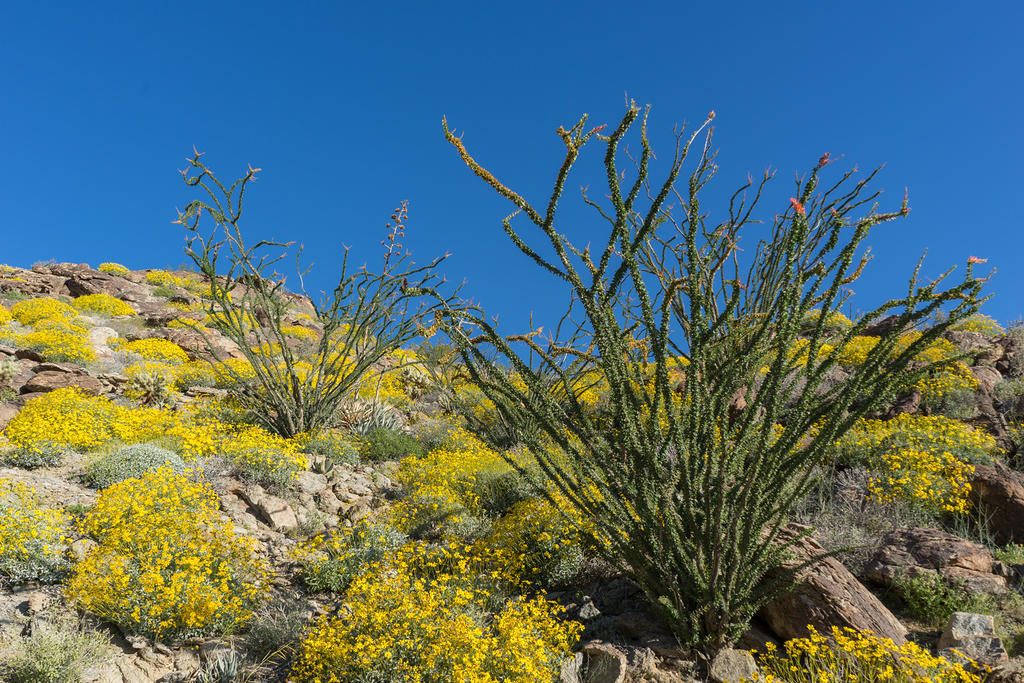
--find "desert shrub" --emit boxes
[481,494,585,587]
[896,572,992,628]
[85,443,187,489]
[390,429,525,538]
[0,480,70,584]
[98,262,129,276]
[0,303,11,325]
[9,298,76,325]
[145,269,188,288]
[994,544,1024,565]
[950,313,1004,336]
[17,318,95,364]
[281,324,318,342]
[174,156,459,440]
[799,309,853,336]
[1,442,77,469]
[289,542,581,683]
[2,618,110,683]
[294,520,408,593]
[67,466,270,641]
[3,388,175,454]
[434,103,986,651]
[220,423,306,488]
[173,359,218,390]
[242,595,309,663]
[296,430,360,468]
[746,625,980,682]
[124,361,176,406]
[118,337,189,365]
[72,293,133,317]
[360,427,423,462]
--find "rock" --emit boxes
[860,315,902,337]
[969,464,1024,545]
[0,468,97,508]
[238,484,298,531]
[315,487,343,515]
[758,524,907,643]
[22,367,103,395]
[560,652,584,683]
[971,365,1004,394]
[70,538,99,562]
[0,403,19,428]
[938,612,1009,668]
[708,648,758,683]
[294,471,329,495]
[582,641,628,683]
[865,527,1008,596]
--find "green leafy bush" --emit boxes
[294,521,408,593]
[2,618,110,683]
[1,442,77,469]
[895,572,992,628]
[85,443,187,489]
[360,427,423,462]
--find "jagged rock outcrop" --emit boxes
[970,464,1024,545]
[758,524,908,643]
[864,527,1008,595]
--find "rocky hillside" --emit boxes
[1,260,1023,683]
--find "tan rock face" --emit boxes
[864,527,1007,596]
[758,524,907,643]
[970,464,1024,546]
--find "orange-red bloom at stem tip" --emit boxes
[790,198,806,216]
[967,256,988,264]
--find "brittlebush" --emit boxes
[290,542,581,683]
[744,626,981,682]
[66,466,269,641]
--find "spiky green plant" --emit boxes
[434,103,989,652]
[173,151,460,438]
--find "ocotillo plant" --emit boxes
[436,103,989,651]
[174,150,458,438]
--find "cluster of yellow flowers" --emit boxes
[72,293,134,317]
[116,337,191,365]
[0,480,70,584]
[0,303,12,326]
[8,298,96,364]
[481,493,585,585]
[390,428,518,533]
[281,324,318,342]
[801,309,854,333]
[67,466,270,640]
[745,625,981,682]
[833,331,978,402]
[290,542,581,683]
[98,262,130,276]
[145,269,189,288]
[950,313,1004,336]
[3,388,174,453]
[830,414,995,514]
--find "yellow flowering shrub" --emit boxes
[145,270,188,288]
[745,625,980,682]
[0,304,11,325]
[172,359,218,389]
[293,520,408,593]
[219,423,305,485]
[67,466,269,641]
[3,388,173,454]
[481,494,585,585]
[17,318,96,364]
[830,414,996,515]
[98,262,130,276]
[281,324,318,342]
[118,338,190,365]
[0,480,70,584]
[167,317,207,331]
[9,298,77,325]
[950,313,1004,336]
[801,308,854,334]
[835,335,880,366]
[72,293,134,317]
[391,429,521,535]
[290,542,581,683]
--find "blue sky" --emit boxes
[2,2,1021,332]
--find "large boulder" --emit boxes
[21,363,103,395]
[970,464,1024,545]
[865,527,1008,596]
[758,524,907,643]
[938,612,1009,668]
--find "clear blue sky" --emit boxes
[3,2,1021,332]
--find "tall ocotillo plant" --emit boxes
[174,150,458,438]
[435,103,989,651]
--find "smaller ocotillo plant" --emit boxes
[173,151,460,438]
[435,102,989,652]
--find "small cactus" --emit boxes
[126,370,172,407]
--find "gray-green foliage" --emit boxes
[174,155,461,439]
[85,443,186,489]
[359,428,422,462]
[301,522,408,593]
[3,619,110,683]
[1,442,76,469]
[434,103,988,651]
